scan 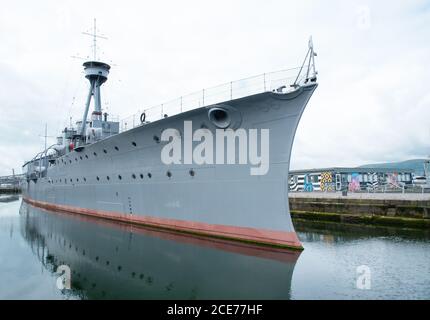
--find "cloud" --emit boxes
[0,0,429,175]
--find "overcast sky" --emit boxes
[0,0,429,175]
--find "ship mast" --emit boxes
[292,36,318,88]
[79,19,110,140]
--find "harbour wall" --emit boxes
[0,187,21,194]
[289,192,430,229]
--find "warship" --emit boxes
[22,31,318,250]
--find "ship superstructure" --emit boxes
[22,35,318,250]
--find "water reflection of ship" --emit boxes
[19,202,300,299]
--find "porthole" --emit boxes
[153,135,160,143]
[132,174,136,179]
[70,178,72,182]
[94,152,97,157]
[69,160,72,164]
[80,156,83,160]
[140,174,144,179]
[76,178,79,182]
[189,169,195,177]
[166,171,172,178]
[96,176,100,181]
[118,175,122,180]
[132,141,137,147]
[83,177,87,182]
[85,155,88,159]
[103,149,107,154]
[75,158,78,162]
[147,173,152,178]
[107,176,110,181]
[115,146,119,151]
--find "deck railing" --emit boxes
[119,67,307,132]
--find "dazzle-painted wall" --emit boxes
[289,174,321,192]
[386,172,399,187]
[289,169,413,192]
[320,172,335,192]
[348,173,361,192]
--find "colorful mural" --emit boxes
[386,172,399,187]
[289,174,321,192]
[304,174,314,192]
[348,173,361,192]
[320,172,335,191]
[289,170,412,193]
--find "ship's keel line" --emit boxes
[22,197,303,250]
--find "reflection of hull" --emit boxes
[22,84,317,250]
[20,202,300,299]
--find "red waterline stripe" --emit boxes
[23,197,303,250]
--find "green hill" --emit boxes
[359,159,427,176]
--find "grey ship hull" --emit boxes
[23,83,317,250]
